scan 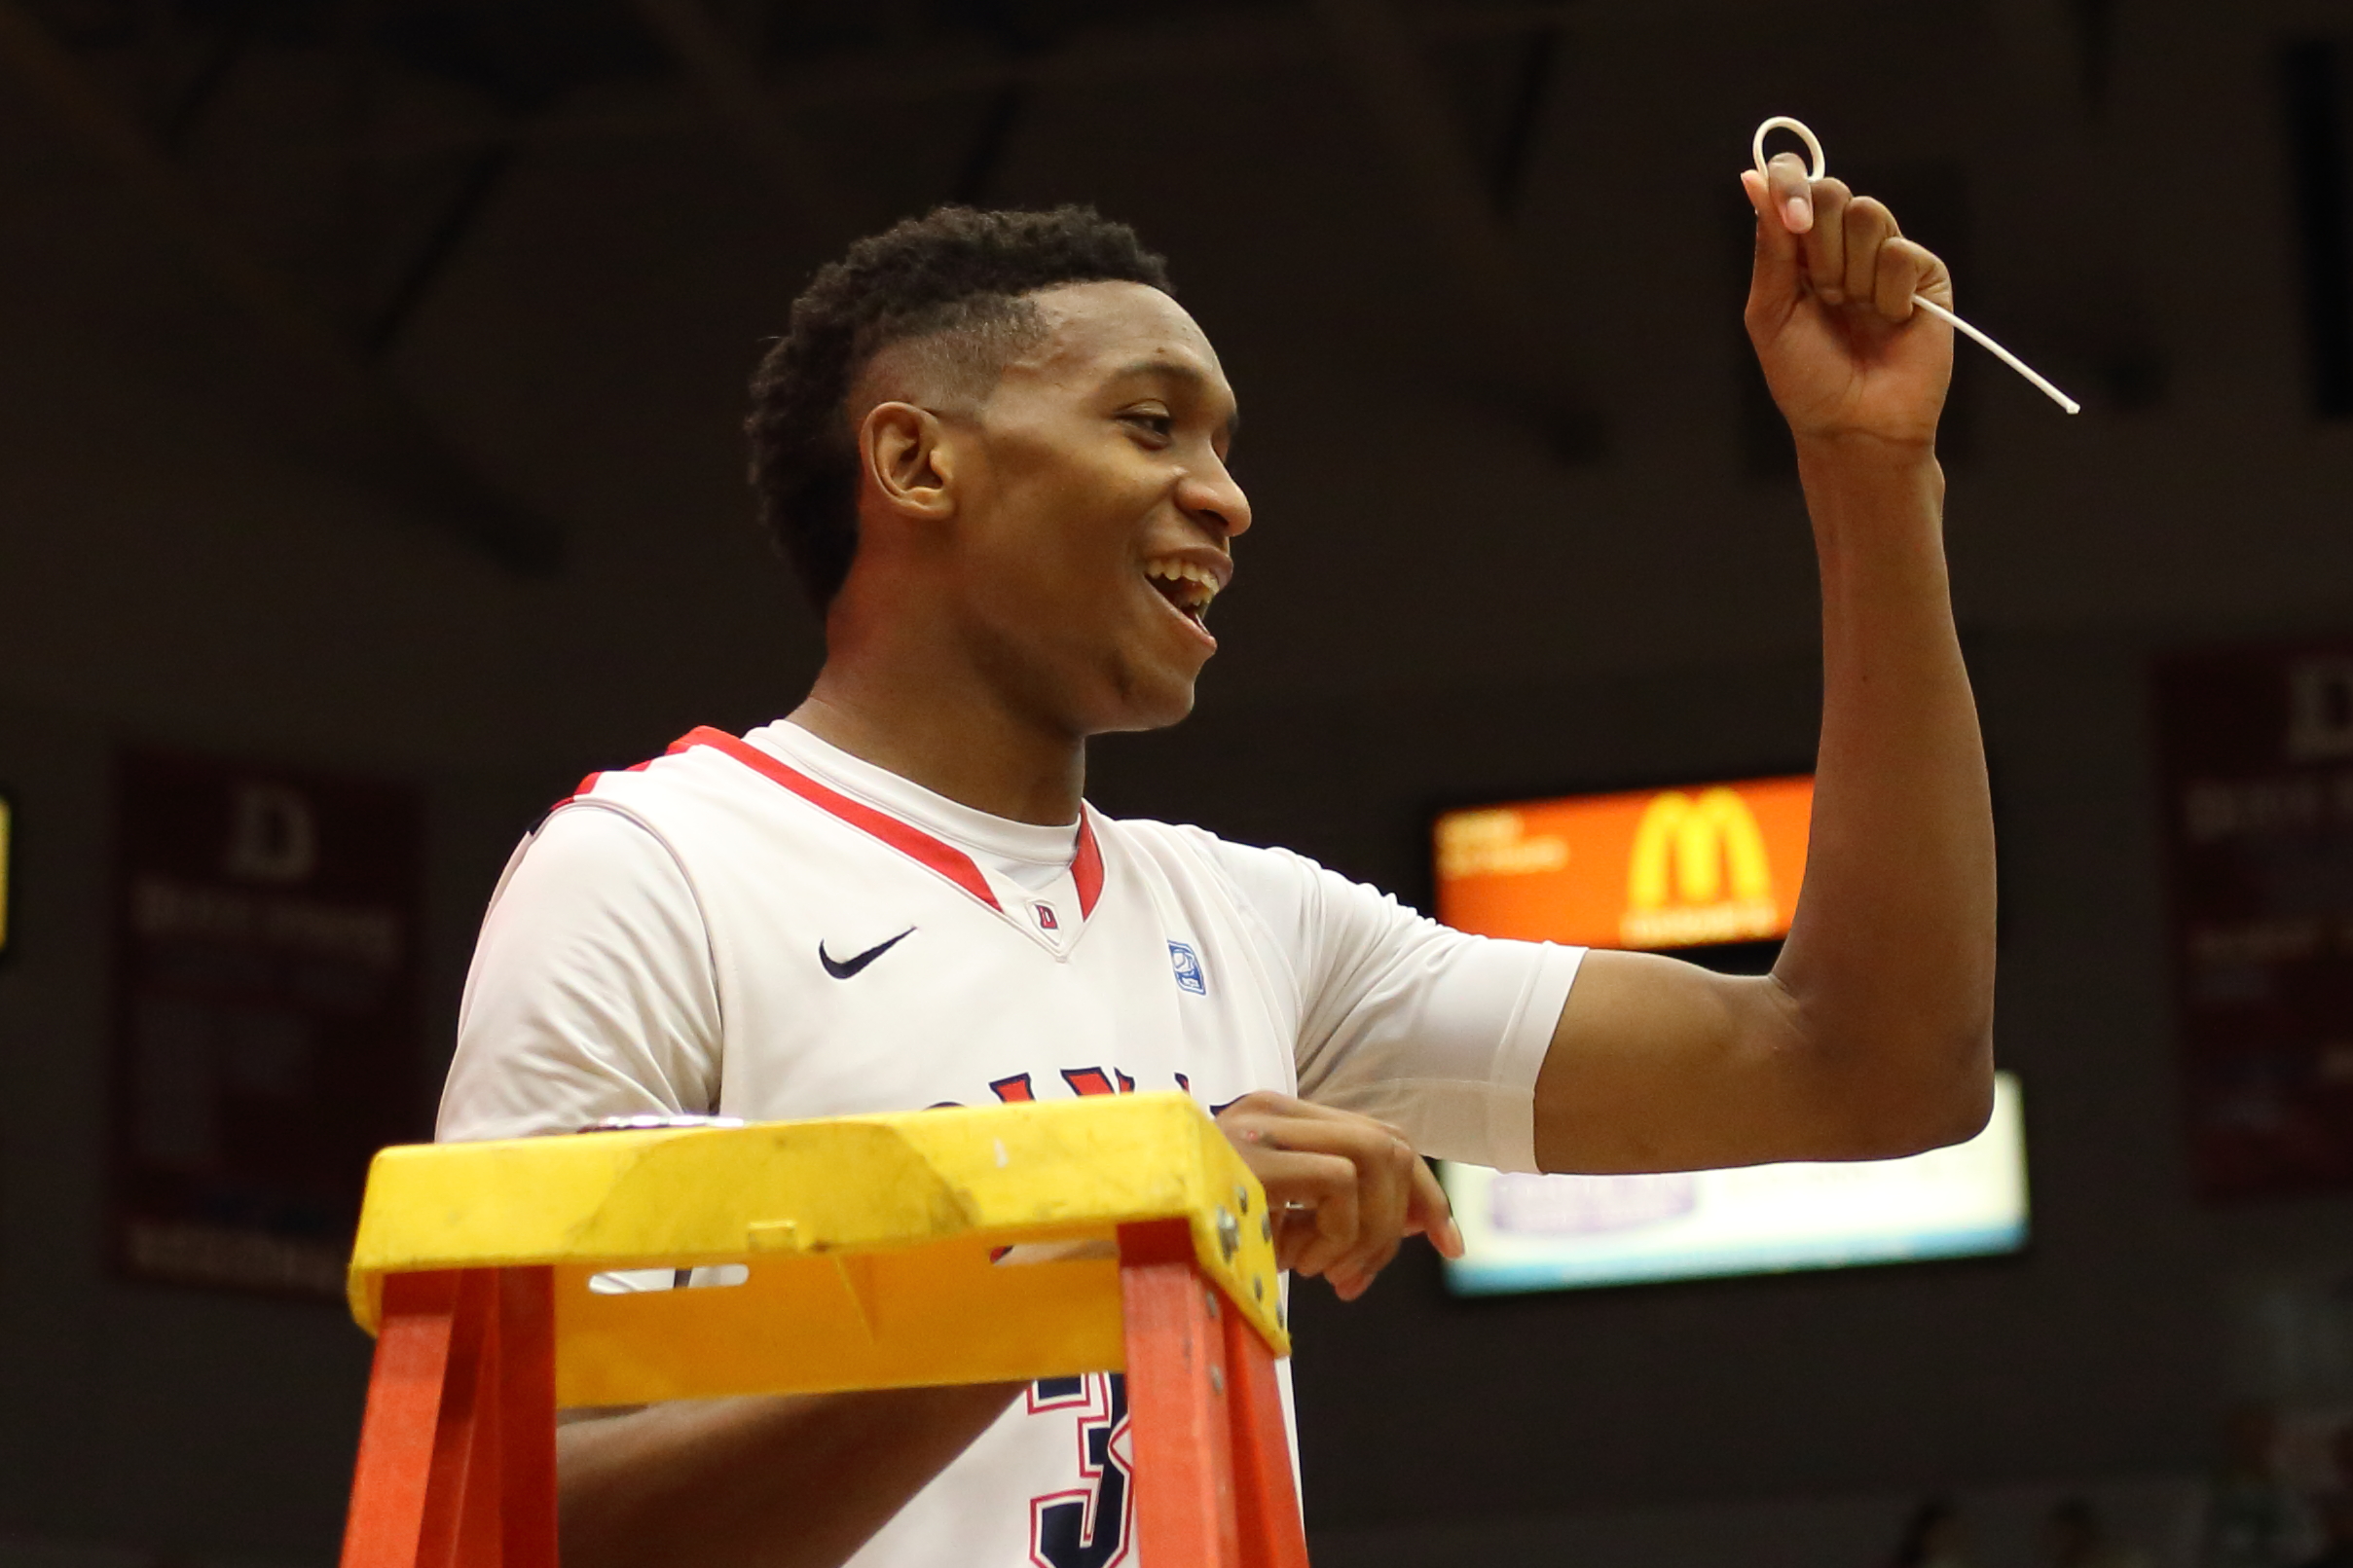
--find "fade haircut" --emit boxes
[748,205,1174,610]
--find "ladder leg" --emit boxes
[1120,1220,1240,1568]
[1221,1300,1310,1568]
[496,1267,558,1568]
[418,1270,501,1568]
[343,1272,462,1568]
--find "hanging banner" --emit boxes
[2156,640,2353,1200]
[111,750,421,1296]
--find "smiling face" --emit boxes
[918,280,1250,737]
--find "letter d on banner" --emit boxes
[223,783,317,885]
[2286,656,2353,761]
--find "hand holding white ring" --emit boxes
[1752,116,2078,416]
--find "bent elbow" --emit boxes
[1909,1052,1997,1152]
[1820,1025,1997,1161]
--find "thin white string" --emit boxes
[1751,116,2079,416]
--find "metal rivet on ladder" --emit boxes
[1252,1275,1265,1301]
[1204,1289,1220,1320]
[1210,1366,1225,1395]
[1215,1207,1239,1262]
[1260,1211,1272,1243]
[1234,1185,1251,1216]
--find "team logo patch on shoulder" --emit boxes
[1168,941,1206,996]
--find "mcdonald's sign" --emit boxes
[1433,775,1813,950]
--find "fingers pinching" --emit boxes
[1751,114,1826,185]
[1747,116,1923,319]
[1871,236,1921,321]
[1331,1134,1416,1295]
[1298,1163,1361,1281]
[1841,196,1899,313]
[1893,237,1954,315]
[1213,1091,1449,1300]
[1742,167,1802,324]
[1804,176,1854,305]
[1405,1152,1463,1258]
[1763,149,1814,236]
[1747,113,2073,413]
[1266,1149,1357,1280]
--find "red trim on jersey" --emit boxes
[673,726,1005,913]
[1072,811,1105,919]
[558,758,652,810]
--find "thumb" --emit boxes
[1742,169,1801,333]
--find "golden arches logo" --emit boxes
[1620,788,1780,948]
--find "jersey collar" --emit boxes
[672,726,1105,922]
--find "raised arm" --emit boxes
[1532,152,1997,1174]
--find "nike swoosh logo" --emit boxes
[819,928,915,980]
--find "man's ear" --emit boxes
[861,401,957,522]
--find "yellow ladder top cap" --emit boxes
[348,1093,1286,1403]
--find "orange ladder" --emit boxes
[337,1094,1308,1567]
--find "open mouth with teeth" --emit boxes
[1143,557,1222,628]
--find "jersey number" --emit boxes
[1026,1372,1131,1568]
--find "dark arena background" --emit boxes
[0,1,2349,1564]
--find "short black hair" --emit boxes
[747,204,1174,610]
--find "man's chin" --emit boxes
[1092,663,1202,736]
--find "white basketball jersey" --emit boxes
[441,719,1581,1568]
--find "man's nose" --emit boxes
[1181,460,1252,540]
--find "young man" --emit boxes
[440,152,1995,1568]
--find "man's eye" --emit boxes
[1123,412,1174,440]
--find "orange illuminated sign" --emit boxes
[1434,776,1814,950]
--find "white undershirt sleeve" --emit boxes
[1200,835,1584,1173]
[438,802,723,1144]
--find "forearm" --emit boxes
[1772,436,1995,1146]
[559,1382,1022,1568]
[1534,151,1993,1174]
